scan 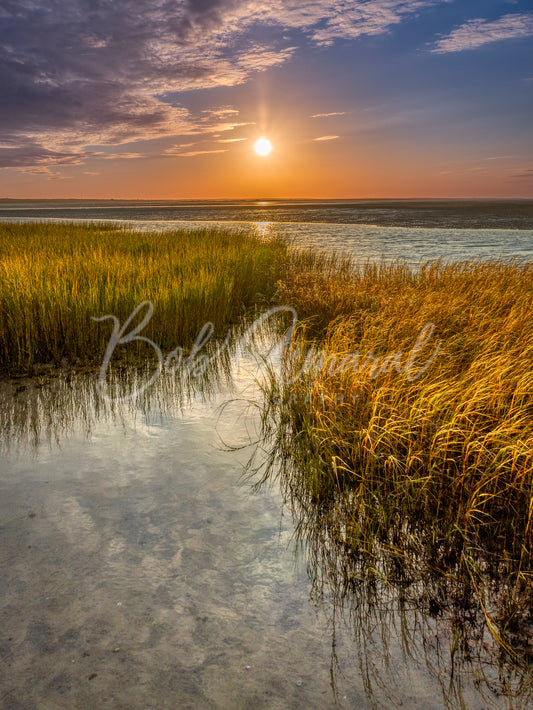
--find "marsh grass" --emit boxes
[0,221,292,374]
[256,257,533,662]
[2,221,532,663]
[271,258,533,549]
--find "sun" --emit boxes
[254,137,272,156]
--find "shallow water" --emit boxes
[1,348,531,709]
[0,371,412,709]
[3,215,533,265]
[1,198,533,230]
[0,385,348,709]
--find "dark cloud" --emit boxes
[0,0,449,168]
[508,169,533,180]
[0,140,89,170]
[0,1,199,142]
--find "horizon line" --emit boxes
[1,196,533,202]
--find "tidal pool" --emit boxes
[0,355,531,709]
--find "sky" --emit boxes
[0,0,532,199]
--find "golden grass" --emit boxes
[3,223,531,561]
[253,257,533,663]
[269,257,533,568]
[0,221,291,374]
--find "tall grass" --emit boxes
[259,257,533,659]
[0,222,290,374]
[3,223,532,564]
[272,258,533,547]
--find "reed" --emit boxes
[266,257,533,597]
[0,221,290,374]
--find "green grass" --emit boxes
[0,221,292,374]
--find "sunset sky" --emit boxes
[1,0,532,199]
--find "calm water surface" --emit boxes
[1,198,532,230]
[2,198,533,264]
[1,355,530,708]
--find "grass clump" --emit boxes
[272,258,533,550]
[260,257,533,660]
[0,221,290,375]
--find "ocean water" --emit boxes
[1,198,533,263]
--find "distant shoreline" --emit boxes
[1,198,532,230]
[1,198,532,202]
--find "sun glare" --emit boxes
[254,137,272,156]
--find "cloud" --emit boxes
[430,13,533,53]
[203,107,240,118]
[0,0,451,168]
[508,169,533,180]
[310,111,347,118]
[169,149,229,157]
[314,135,340,141]
[93,153,145,161]
[203,121,255,133]
[0,142,90,169]
[309,1,446,46]
[165,143,196,151]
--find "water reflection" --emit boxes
[1,329,532,708]
[252,413,533,709]
[303,504,532,708]
[0,314,278,451]
[2,338,360,708]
